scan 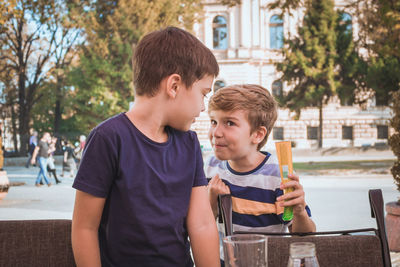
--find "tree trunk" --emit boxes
[10,105,18,153]
[18,111,29,156]
[318,101,323,148]
[54,76,64,136]
[17,69,29,155]
[54,98,61,136]
[18,84,30,156]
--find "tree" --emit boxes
[334,11,367,106]
[65,0,204,134]
[349,0,400,104]
[0,0,17,29]
[267,0,303,15]
[45,2,82,136]
[0,0,55,155]
[0,0,83,153]
[0,67,19,152]
[389,90,400,197]
[276,0,337,148]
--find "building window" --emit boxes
[214,80,226,93]
[269,15,283,49]
[273,127,284,140]
[272,80,283,98]
[342,126,353,140]
[339,12,352,33]
[377,125,388,139]
[307,126,318,140]
[213,16,228,50]
[339,12,353,33]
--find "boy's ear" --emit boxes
[165,74,182,99]
[251,126,268,145]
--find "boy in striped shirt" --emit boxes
[205,84,315,263]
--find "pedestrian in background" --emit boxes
[47,136,61,184]
[31,132,52,187]
[25,130,38,168]
[61,140,77,178]
[74,135,86,168]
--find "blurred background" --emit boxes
[0,0,399,242]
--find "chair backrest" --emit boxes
[0,219,76,267]
[268,234,383,267]
[218,189,392,267]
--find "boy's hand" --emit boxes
[207,174,230,219]
[277,173,306,215]
[207,174,230,198]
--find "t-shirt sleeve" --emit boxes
[72,129,117,198]
[191,132,207,187]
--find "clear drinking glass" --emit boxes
[287,242,320,267]
[223,234,267,267]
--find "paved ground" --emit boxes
[0,150,399,265]
[0,166,75,220]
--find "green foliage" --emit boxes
[278,0,337,110]
[367,57,400,105]
[335,11,367,106]
[65,0,203,133]
[276,0,338,147]
[389,90,400,195]
[275,0,368,147]
[0,0,79,154]
[267,0,302,15]
[218,0,241,7]
[351,0,400,101]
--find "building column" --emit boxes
[252,0,260,46]
[229,7,236,48]
[204,15,213,49]
[240,1,251,48]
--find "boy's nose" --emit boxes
[212,124,223,137]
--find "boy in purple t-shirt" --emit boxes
[71,27,220,267]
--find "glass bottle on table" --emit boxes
[287,242,320,267]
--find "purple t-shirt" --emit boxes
[72,113,207,267]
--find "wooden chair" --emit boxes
[218,189,392,267]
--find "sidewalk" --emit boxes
[292,146,396,163]
[0,165,75,220]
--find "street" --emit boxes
[0,165,398,232]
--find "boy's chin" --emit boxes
[213,151,229,161]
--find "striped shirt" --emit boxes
[206,151,312,261]
[205,151,292,236]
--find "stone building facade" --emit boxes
[191,0,392,150]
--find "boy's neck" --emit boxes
[125,96,169,143]
[227,151,266,173]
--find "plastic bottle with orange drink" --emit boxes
[275,141,294,221]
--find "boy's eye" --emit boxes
[227,121,235,126]
[210,120,217,125]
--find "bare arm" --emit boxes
[207,174,230,218]
[71,190,106,267]
[187,186,220,267]
[277,173,316,232]
[30,146,40,164]
[48,144,56,155]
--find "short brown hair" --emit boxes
[133,27,219,96]
[208,84,278,150]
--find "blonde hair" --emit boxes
[208,84,278,150]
